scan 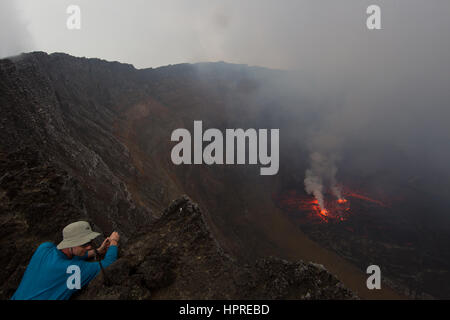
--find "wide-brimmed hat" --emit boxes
[56,221,100,249]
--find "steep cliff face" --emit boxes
[0,53,154,238]
[0,52,359,299]
[0,51,290,264]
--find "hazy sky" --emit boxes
[2,0,449,72]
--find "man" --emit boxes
[11,221,119,300]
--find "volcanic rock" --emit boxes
[75,195,356,299]
[0,52,357,300]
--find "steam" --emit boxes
[304,152,343,210]
[331,183,343,200]
[304,166,325,209]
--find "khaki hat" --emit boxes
[56,221,100,249]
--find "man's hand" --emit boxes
[96,238,110,255]
[108,231,120,246]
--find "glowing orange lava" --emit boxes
[274,186,388,224]
[344,192,386,207]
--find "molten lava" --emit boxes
[274,187,387,223]
[343,192,386,207]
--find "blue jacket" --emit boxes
[11,242,118,300]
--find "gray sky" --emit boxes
[2,0,449,72]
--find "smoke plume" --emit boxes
[304,152,343,209]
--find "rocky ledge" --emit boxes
[76,196,357,300]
